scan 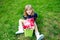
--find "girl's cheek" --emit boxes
[26,11,29,13]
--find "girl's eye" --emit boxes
[29,9,32,10]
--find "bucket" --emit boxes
[24,29,33,37]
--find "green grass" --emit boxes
[0,0,60,40]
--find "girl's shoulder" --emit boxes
[34,12,37,14]
[34,12,37,16]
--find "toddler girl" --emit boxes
[16,4,44,40]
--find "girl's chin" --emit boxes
[27,13,31,15]
[28,14,31,15]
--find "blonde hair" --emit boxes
[24,4,34,17]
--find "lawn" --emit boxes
[0,0,60,40]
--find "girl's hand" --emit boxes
[29,26,34,30]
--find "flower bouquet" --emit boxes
[23,18,34,37]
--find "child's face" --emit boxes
[26,8,32,15]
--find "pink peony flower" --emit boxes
[23,18,34,29]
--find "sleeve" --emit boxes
[34,13,38,20]
[23,16,27,19]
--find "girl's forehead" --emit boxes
[27,8,32,10]
[25,7,32,11]
[25,6,32,10]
